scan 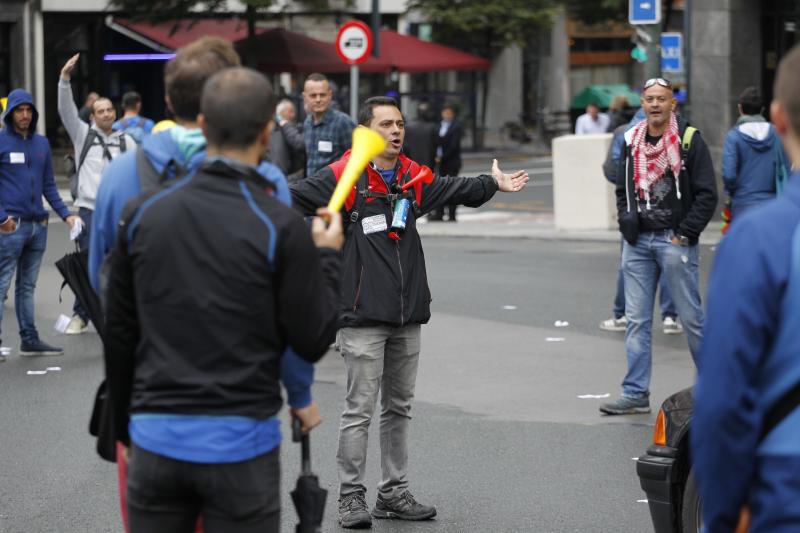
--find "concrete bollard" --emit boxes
[552,133,616,231]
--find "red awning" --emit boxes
[109,18,491,74]
[110,18,262,52]
[235,28,391,74]
[376,30,490,73]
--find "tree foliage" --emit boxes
[563,0,627,25]
[406,0,560,58]
[107,0,333,22]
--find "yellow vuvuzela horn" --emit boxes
[327,126,386,213]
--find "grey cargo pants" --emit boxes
[336,324,421,499]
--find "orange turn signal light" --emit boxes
[653,409,666,446]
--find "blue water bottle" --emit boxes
[388,198,410,241]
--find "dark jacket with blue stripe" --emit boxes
[105,159,340,444]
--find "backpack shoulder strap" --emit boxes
[681,126,697,152]
[136,147,164,190]
[120,134,127,153]
[77,129,98,171]
[135,147,186,191]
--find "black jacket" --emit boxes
[105,159,340,445]
[403,120,438,169]
[291,152,498,328]
[438,120,463,175]
[616,117,718,245]
[268,122,306,180]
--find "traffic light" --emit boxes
[630,26,652,63]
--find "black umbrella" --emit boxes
[291,418,328,533]
[55,247,105,343]
[55,247,117,462]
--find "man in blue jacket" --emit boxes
[0,89,79,360]
[89,37,317,531]
[722,86,791,220]
[692,44,800,532]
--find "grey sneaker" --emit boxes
[599,396,651,415]
[599,316,627,331]
[20,340,63,357]
[339,492,372,529]
[372,491,437,521]
[662,316,683,335]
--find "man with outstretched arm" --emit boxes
[291,95,529,529]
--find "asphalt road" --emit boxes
[0,226,712,532]
[461,156,554,215]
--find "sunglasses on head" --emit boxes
[643,78,672,89]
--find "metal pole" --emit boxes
[683,0,691,115]
[371,0,380,57]
[350,65,359,122]
[644,24,662,80]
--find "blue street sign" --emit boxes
[629,0,661,25]
[661,32,682,72]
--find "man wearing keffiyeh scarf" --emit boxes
[630,113,683,208]
[601,79,717,416]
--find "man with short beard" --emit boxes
[0,89,80,359]
[600,77,717,415]
[291,96,529,528]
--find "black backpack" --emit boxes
[65,129,127,200]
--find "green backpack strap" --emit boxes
[682,126,697,152]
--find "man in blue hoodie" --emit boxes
[0,89,79,360]
[722,86,791,220]
[692,44,800,531]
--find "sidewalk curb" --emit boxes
[416,212,721,246]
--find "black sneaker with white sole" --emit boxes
[339,491,372,529]
[20,340,64,357]
[372,491,436,521]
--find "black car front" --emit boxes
[636,388,694,532]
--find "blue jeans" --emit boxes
[0,219,48,344]
[621,230,704,398]
[72,207,92,322]
[614,238,676,319]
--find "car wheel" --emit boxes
[681,468,703,533]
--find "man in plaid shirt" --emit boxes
[303,73,354,176]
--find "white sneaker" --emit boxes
[599,316,627,331]
[64,315,88,335]
[662,316,683,335]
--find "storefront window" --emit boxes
[0,23,11,100]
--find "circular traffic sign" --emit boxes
[336,21,373,65]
